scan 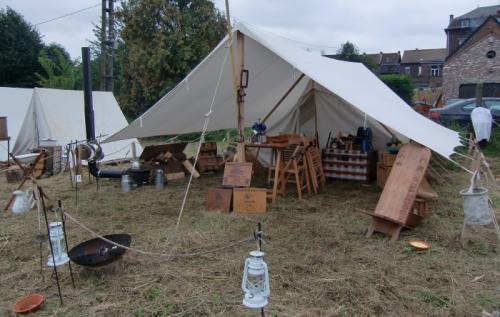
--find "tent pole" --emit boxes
[224,0,246,162]
[262,74,305,124]
[235,31,246,162]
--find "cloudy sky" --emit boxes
[1,0,498,59]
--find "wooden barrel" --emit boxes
[0,117,7,138]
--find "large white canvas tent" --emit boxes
[0,87,34,161]
[106,23,462,159]
[0,87,142,162]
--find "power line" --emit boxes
[34,3,100,26]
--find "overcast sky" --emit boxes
[1,0,498,59]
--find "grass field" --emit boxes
[0,153,499,316]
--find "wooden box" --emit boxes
[223,162,252,187]
[233,188,267,214]
[166,172,185,181]
[207,188,232,213]
[5,167,23,183]
[376,162,392,188]
[381,152,397,167]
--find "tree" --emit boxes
[36,43,81,89]
[336,41,376,71]
[116,0,226,118]
[0,7,44,87]
[380,74,414,105]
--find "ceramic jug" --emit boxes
[11,189,33,214]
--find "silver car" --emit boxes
[429,98,500,124]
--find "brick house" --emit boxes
[445,5,499,57]
[365,52,401,75]
[442,15,500,102]
[400,48,446,88]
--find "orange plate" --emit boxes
[409,240,431,251]
[13,293,44,314]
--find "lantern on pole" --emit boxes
[241,250,270,309]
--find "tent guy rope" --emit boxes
[63,212,255,259]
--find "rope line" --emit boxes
[171,45,230,241]
[63,212,255,259]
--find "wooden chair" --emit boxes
[305,145,326,194]
[271,145,311,200]
[267,144,298,184]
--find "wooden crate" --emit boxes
[233,188,267,214]
[381,152,397,167]
[376,162,392,188]
[166,172,185,181]
[223,162,252,187]
[207,188,232,213]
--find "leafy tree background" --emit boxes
[116,0,226,118]
[36,43,81,89]
[380,74,414,105]
[0,7,43,87]
[335,41,376,71]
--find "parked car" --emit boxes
[429,97,500,124]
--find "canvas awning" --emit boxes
[105,22,461,159]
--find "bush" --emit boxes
[380,74,414,105]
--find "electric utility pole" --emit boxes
[100,0,115,92]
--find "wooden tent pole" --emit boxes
[224,0,246,162]
[262,74,305,124]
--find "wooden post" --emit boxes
[235,31,246,162]
[224,0,246,163]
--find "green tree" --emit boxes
[0,7,43,87]
[36,43,81,89]
[336,41,376,71]
[117,0,226,118]
[380,74,414,105]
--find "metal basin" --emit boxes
[68,234,132,267]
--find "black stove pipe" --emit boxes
[82,47,95,141]
[82,47,124,179]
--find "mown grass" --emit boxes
[0,151,499,316]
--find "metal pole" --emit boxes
[40,187,63,305]
[59,200,75,289]
[257,222,264,317]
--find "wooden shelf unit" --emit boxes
[322,148,375,181]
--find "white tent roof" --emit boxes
[0,87,34,161]
[3,87,141,162]
[106,23,461,158]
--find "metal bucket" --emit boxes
[460,187,492,225]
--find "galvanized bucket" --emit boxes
[460,187,492,225]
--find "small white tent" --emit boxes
[0,87,34,161]
[0,87,142,162]
[105,23,462,159]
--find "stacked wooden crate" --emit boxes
[39,145,62,175]
[197,142,219,173]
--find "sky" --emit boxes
[1,0,499,59]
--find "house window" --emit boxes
[461,19,470,28]
[431,66,440,77]
[404,66,410,75]
[418,66,422,77]
[458,37,466,45]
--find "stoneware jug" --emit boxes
[11,189,33,214]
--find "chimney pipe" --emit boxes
[449,14,454,23]
[82,47,95,141]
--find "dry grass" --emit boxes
[0,158,499,317]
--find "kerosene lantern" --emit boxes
[241,250,270,309]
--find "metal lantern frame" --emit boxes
[241,250,270,309]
